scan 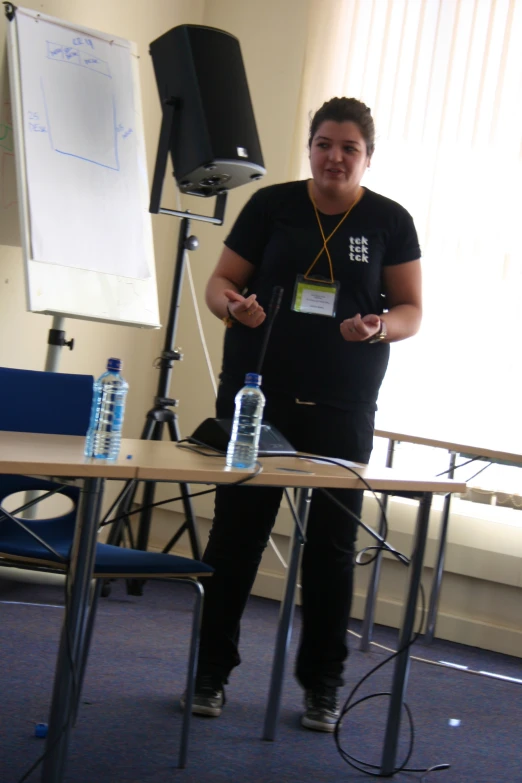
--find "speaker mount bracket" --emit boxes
[149,94,227,225]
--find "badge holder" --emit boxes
[292,183,362,319]
[291,275,340,318]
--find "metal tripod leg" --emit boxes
[125,408,201,596]
[161,417,201,558]
[104,414,156,550]
[101,401,202,596]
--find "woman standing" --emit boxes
[186,97,422,731]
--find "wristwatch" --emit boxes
[223,305,239,328]
[368,318,387,343]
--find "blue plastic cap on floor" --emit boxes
[34,723,48,738]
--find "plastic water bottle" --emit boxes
[226,373,266,470]
[84,358,129,460]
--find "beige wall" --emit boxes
[1,1,520,658]
[0,0,313,530]
[0,0,213,440]
[0,0,310,445]
[168,0,310,441]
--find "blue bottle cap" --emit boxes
[34,723,48,738]
[245,373,261,386]
[107,358,122,372]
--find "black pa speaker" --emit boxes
[149,24,265,197]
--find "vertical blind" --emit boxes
[293,0,522,434]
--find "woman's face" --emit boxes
[309,120,371,200]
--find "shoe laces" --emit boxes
[196,673,224,695]
[306,686,339,712]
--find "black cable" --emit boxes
[293,453,391,527]
[463,461,492,483]
[98,479,136,528]
[260,452,394,564]
[206,448,450,778]
[303,468,451,775]
[320,486,408,566]
[435,455,492,480]
[436,457,476,476]
[333,583,426,775]
[146,446,397,566]
[97,438,229,533]
[284,453,403,566]
[98,448,263,529]
[420,764,452,781]
[436,456,493,496]
[95,441,447,778]
[279,454,450,776]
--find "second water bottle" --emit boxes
[226,373,266,470]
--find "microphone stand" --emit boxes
[256,286,283,375]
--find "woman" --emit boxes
[186,97,422,732]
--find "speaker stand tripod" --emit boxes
[104,96,228,596]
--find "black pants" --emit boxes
[198,381,375,689]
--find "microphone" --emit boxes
[256,286,284,375]
[189,285,296,455]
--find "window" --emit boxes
[294,0,522,435]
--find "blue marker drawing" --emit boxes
[116,123,134,140]
[72,37,95,50]
[40,82,55,151]
[47,41,111,78]
[28,110,47,134]
[40,64,120,171]
[63,46,81,65]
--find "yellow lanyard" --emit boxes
[305,185,363,282]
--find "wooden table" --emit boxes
[360,425,522,651]
[0,432,467,780]
[129,438,467,774]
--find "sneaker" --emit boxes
[180,673,226,717]
[301,685,340,732]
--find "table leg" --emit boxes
[380,491,432,776]
[425,451,456,644]
[41,477,104,783]
[262,487,312,741]
[360,439,396,651]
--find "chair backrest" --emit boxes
[0,367,94,436]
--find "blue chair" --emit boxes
[0,367,213,768]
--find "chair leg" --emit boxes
[72,579,103,726]
[174,577,204,769]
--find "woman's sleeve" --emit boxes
[224,187,273,268]
[383,207,422,266]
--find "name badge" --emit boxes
[291,275,340,318]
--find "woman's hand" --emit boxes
[225,289,266,328]
[340,313,381,342]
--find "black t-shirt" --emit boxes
[221,181,421,409]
